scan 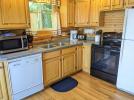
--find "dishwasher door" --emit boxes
[7,53,43,99]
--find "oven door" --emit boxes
[91,45,120,76]
[0,38,23,54]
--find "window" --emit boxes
[29,2,53,31]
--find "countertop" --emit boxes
[0,39,99,61]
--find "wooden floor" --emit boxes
[26,72,134,100]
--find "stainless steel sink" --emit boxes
[41,42,71,49]
[55,42,70,46]
[42,44,58,49]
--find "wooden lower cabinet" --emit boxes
[43,46,84,86]
[43,57,61,86]
[76,46,83,71]
[82,45,92,74]
[0,63,8,100]
[62,53,76,77]
[43,50,61,86]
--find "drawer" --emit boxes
[43,50,61,60]
[62,47,76,55]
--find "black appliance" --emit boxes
[0,35,28,54]
[76,34,87,40]
[91,32,122,84]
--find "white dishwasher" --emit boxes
[7,53,44,100]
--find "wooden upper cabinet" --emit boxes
[102,0,111,11]
[68,0,75,27]
[90,0,101,26]
[0,0,30,29]
[111,0,124,10]
[125,0,134,7]
[75,0,90,27]
[0,63,8,100]
[60,0,75,27]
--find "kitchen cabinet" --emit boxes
[62,47,76,77]
[43,46,81,86]
[0,63,8,100]
[75,0,90,27]
[76,46,83,71]
[125,0,134,7]
[43,51,61,86]
[111,0,124,10]
[82,45,91,73]
[60,0,75,27]
[89,0,101,26]
[0,0,30,29]
[102,0,111,11]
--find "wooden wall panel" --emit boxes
[99,10,125,32]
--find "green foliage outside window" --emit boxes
[29,2,52,29]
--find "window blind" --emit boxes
[51,0,61,7]
[34,0,61,7]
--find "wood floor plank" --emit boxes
[26,72,134,100]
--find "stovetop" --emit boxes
[102,32,122,48]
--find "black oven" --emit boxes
[91,32,122,84]
[0,35,28,54]
[91,45,120,84]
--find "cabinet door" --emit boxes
[62,53,76,77]
[112,0,124,10]
[125,0,134,7]
[60,0,75,27]
[82,46,91,73]
[102,0,111,11]
[90,0,101,26]
[43,57,61,86]
[75,0,90,26]
[0,66,8,100]
[76,46,83,71]
[60,0,68,27]
[67,0,75,27]
[0,0,30,29]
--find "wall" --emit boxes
[99,10,125,33]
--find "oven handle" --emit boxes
[111,50,120,53]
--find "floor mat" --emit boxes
[51,77,78,92]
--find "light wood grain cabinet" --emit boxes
[75,0,90,27]
[82,46,92,73]
[111,0,124,10]
[76,46,83,71]
[60,0,75,27]
[43,46,83,86]
[62,47,76,77]
[89,0,101,26]
[0,0,30,29]
[0,63,8,100]
[102,0,111,11]
[125,0,134,7]
[43,51,61,86]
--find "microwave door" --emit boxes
[0,39,23,54]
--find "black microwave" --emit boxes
[0,35,28,54]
